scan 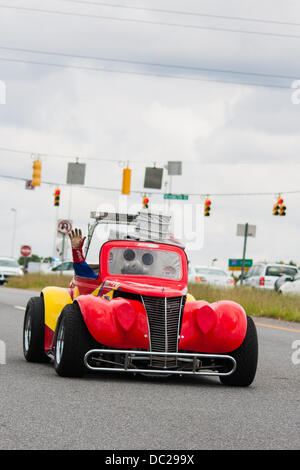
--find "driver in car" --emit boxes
[69,228,98,279]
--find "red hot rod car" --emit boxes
[23,212,258,386]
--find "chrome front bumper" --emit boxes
[84,349,237,377]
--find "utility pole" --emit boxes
[11,208,17,258]
[240,223,248,285]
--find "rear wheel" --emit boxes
[220,315,258,387]
[23,296,49,362]
[54,303,97,377]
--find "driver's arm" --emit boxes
[69,229,98,279]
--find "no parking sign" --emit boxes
[57,219,72,235]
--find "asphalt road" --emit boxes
[0,287,299,450]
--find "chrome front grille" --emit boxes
[142,295,185,368]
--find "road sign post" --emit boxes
[20,245,32,274]
[57,219,72,264]
[236,223,256,285]
[20,245,32,257]
[241,223,248,284]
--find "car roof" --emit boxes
[193,266,227,272]
[253,262,298,268]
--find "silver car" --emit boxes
[0,257,24,285]
[188,266,234,287]
[47,261,74,276]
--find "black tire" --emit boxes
[220,315,258,387]
[54,302,96,378]
[23,296,49,363]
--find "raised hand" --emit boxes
[69,228,86,250]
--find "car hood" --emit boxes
[104,278,187,298]
[0,266,22,275]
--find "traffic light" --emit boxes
[273,200,280,216]
[204,198,211,216]
[54,188,61,206]
[273,197,286,216]
[122,167,131,195]
[143,196,149,209]
[32,159,42,187]
[279,199,286,216]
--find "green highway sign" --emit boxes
[228,259,253,271]
[164,193,189,200]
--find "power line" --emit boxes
[0,145,135,164]
[0,44,297,82]
[0,55,291,90]
[60,0,300,29]
[0,173,299,198]
[1,4,300,40]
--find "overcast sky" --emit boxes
[1,0,300,268]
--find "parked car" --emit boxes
[47,261,74,276]
[279,274,300,295]
[0,257,24,285]
[189,266,234,287]
[274,274,296,292]
[22,211,258,386]
[238,263,298,290]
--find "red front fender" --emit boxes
[75,295,149,349]
[179,300,247,353]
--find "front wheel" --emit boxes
[220,315,258,387]
[23,296,49,362]
[54,303,97,377]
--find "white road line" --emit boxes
[14,306,26,311]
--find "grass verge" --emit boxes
[189,283,300,322]
[5,274,73,290]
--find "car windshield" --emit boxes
[108,247,182,280]
[0,259,19,268]
[266,266,298,277]
[194,268,227,276]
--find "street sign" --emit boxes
[164,193,189,200]
[67,162,86,185]
[144,167,164,189]
[25,180,34,190]
[229,259,253,271]
[57,219,72,235]
[237,224,256,237]
[167,161,182,176]
[20,245,32,257]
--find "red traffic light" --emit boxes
[54,188,61,206]
[143,197,149,209]
[204,199,211,216]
